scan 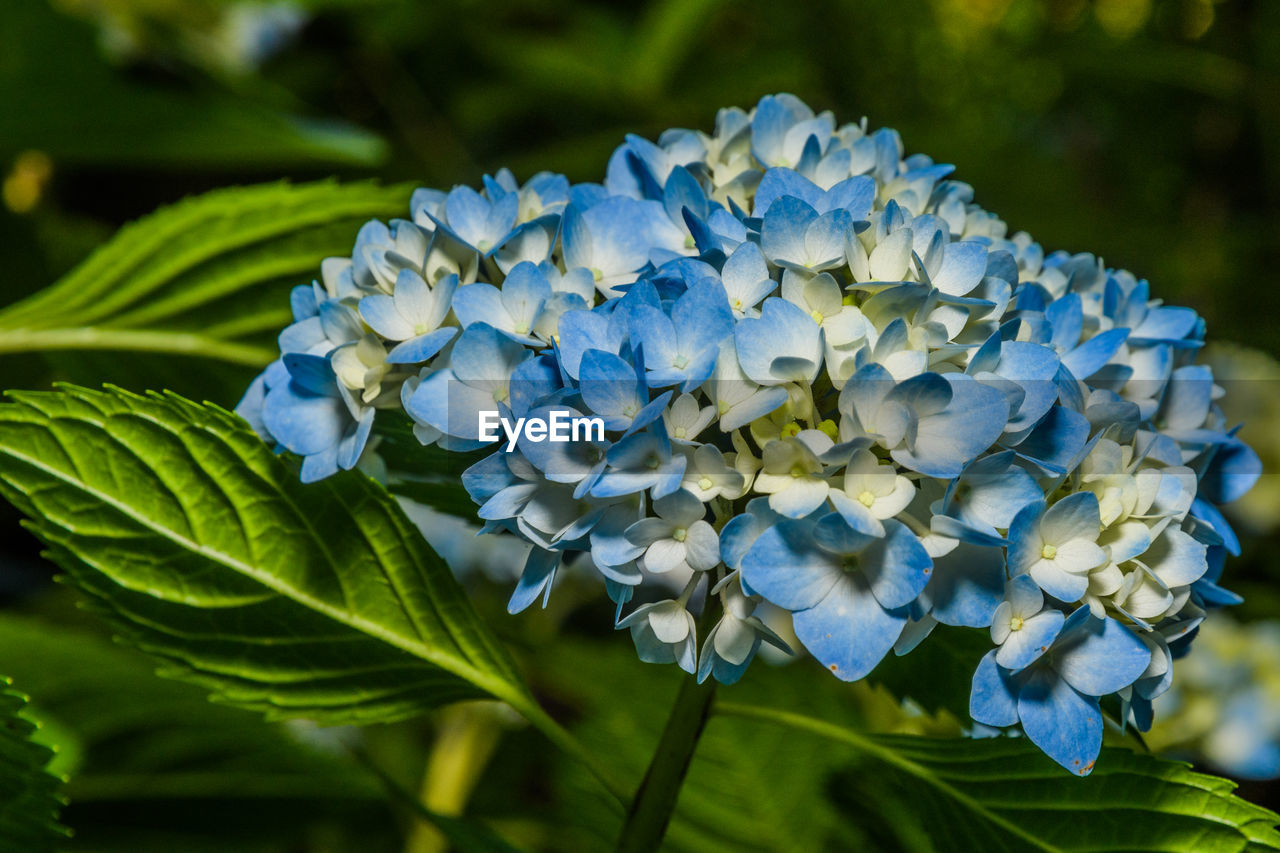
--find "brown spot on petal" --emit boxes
[830,664,839,672]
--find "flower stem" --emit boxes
[405,703,505,853]
[614,675,717,853]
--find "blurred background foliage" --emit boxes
[2,0,1279,849]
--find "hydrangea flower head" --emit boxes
[239,95,1261,775]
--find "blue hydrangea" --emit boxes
[238,94,1261,775]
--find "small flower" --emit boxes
[680,444,746,502]
[451,262,551,346]
[991,576,1065,670]
[752,431,835,519]
[1009,493,1109,602]
[829,448,915,536]
[697,575,791,684]
[358,270,458,363]
[618,599,697,673]
[624,489,719,574]
[971,607,1151,774]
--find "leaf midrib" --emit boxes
[0,424,522,708]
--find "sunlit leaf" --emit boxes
[0,386,529,725]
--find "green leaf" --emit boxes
[0,613,390,851]
[410,808,524,853]
[0,680,69,852]
[376,414,486,520]
[0,180,411,378]
[356,747,523,853]
[540,641,865,852]
[717,703,1280,853]
[0,1,386,169]
[0,385,529,726]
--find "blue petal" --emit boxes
[508,548,559,614]
[1131,306,1198,343]
[1006,500,1046,582]
[461,452,514,504]
[579,349,643,425]
[1017,670,1102,775]
[628,305,679,375]
[793,573,906,681]
[926,543,1006,628]
[1045,292,1083,351]
[1052,609,1151,696]
[753,168,824,216]
[859,518,932,609]
[672,277,735,360]
[263,381,345,457]
[282,352,338,396]
[741,519,841,611]
[1190,498,1240,556]
[1200,439,1262,505]
[1062,328,1128,379]
[970,649,1021,727]
[822,175,875,218]
[663,165,708,225]
[1011,406,1090,475]
[893,375,1007,478]
[556,309,621,379]
[998,610,1065,670]
[759,196,818,265]
[336,407,374,470]
[932,241,986,297]
[734,297,822,385]
[997,341,1060,431]
[386,327,457,364]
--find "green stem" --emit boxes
[614,675,717,853]
[406,703,505,853]
[0,327,274,366]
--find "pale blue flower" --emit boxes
[239,94,1260,763]
[970,607,1150,774]
[742,512,932,681]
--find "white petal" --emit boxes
[645,539,689,574]
[649,604,695,644]
[1053,539,1107,574]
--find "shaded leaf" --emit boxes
[0,1,385,168]
[0,613,390,851]
[0,681,69,852]
[719,703,1280,853]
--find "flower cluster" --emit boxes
[238,94,1261,774]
